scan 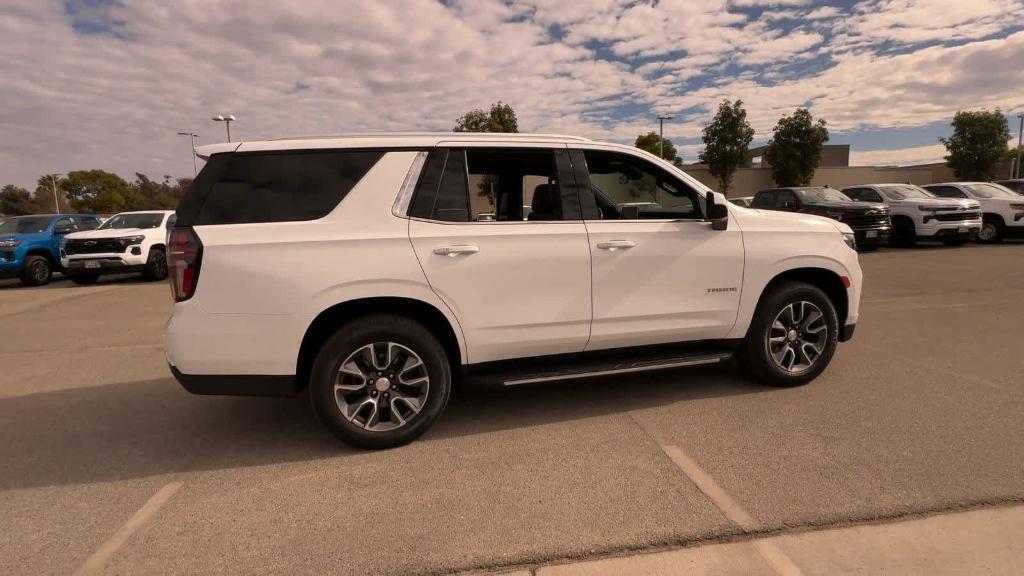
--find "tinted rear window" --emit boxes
[176,150,384,226]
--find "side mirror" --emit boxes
[620,205,640,220]
[780,200,797,211]
[706,193,728,231]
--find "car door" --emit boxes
[407,145,592,364]
[572,147,744,350]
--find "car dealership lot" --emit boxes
[2,245,1023,575]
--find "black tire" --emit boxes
[738,282,840,387]
[70,275,99,285]
[142,248,168,281]
[20,255,52,286]
[309,315,451,449]
[889,218,916,248]
[976,215,1005,244]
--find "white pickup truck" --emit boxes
[922,182,1024,243]
[841,183,981,247]
[61,210,175,284]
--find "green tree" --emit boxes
[763,108,829,187]
[61,170,131,213]
[699,99,755,193]
[131,173,179,210]
[635,131,683,167]
[940,110,1011,180]
[454,101,519,133]
[0,185,39,215]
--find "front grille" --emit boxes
[843,211,891,229]
[65,238,126,255]
[933,211,980,222]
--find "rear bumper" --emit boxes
[169,364,298,397]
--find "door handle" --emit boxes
[596,240,636,251]
[433,245,480,257]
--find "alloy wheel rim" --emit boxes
[978,223,995,241]
[153,252,167,276]
[32,261,48,282]
[767,301,828,374]
[334,342,429,432]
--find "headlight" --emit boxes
[827,211,844,221]
[917,205,938,212]
[842,232,857,250]
[118,235,145,246]
[0,239,19,248]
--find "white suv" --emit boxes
[922,182,1024,243]
[62,210,175,284]
[841,183,981,247]
[164,133,862,448]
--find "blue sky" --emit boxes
[1,0,1023,187]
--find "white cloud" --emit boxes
[1,0,1023,189]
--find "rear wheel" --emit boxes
[309,315,451,449]
[70,275,99,285]
[142,248,168,281]
[738,282,839,387]
[20,255,52,286]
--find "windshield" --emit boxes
[964,183,1016,199]
[0,216,52,234]
[796,188,852,203]
[98,213,165,230]
[879,185,935,200]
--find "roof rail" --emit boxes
[270,132,591,142]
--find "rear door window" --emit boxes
[178,151,384,226]
[752,191,776,208]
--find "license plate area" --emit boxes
[865,230,878,238]
[84,261,101,269]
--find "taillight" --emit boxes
[168,227,202,302]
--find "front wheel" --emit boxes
[309,315,451,449]
[738,282,840,387]
[20,255,52,286]
[142,248,168,281]
[976,217,1004,244]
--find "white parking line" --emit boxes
[631,414,804,576]
[73,480,183,576]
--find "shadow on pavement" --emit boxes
[0,364,766,490]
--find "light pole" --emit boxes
[211,114,236,142]
[1015,114,1023,179]
[656,113,674,160]
[177,132,200,176]
[49,173,65,214]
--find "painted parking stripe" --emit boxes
[73,480,183,576]
[631,414,804,576]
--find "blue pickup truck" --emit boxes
[0,214,103,286]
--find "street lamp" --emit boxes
[177,132,200,176]
[656,113,674,160]
[49,173,65,214]
[1015,113,1023,179]
[211,114,236,142]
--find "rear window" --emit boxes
[176,150,384,226]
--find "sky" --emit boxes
[1,0,1023,188]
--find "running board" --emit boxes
[501,351,733,387]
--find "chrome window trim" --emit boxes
[392,150,429,218]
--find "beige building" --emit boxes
[683,144,976,199]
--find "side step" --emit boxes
[458,342,737,387]
[502,351,732,386]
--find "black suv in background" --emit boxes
[752,187,891,250]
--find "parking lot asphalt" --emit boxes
[2,244,1023,575]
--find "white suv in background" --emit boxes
[841,183,981,247]
[164,133,862,449]
[61,210,175,284]
[922,182,1024,243]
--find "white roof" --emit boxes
[194,132,592,159]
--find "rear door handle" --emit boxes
[596,240,636,250]
[433,245,480,257]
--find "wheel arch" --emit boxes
[982,212,1006,225]
[296,297,464,391]
[755,267,850,339]
[25,247,57,265]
